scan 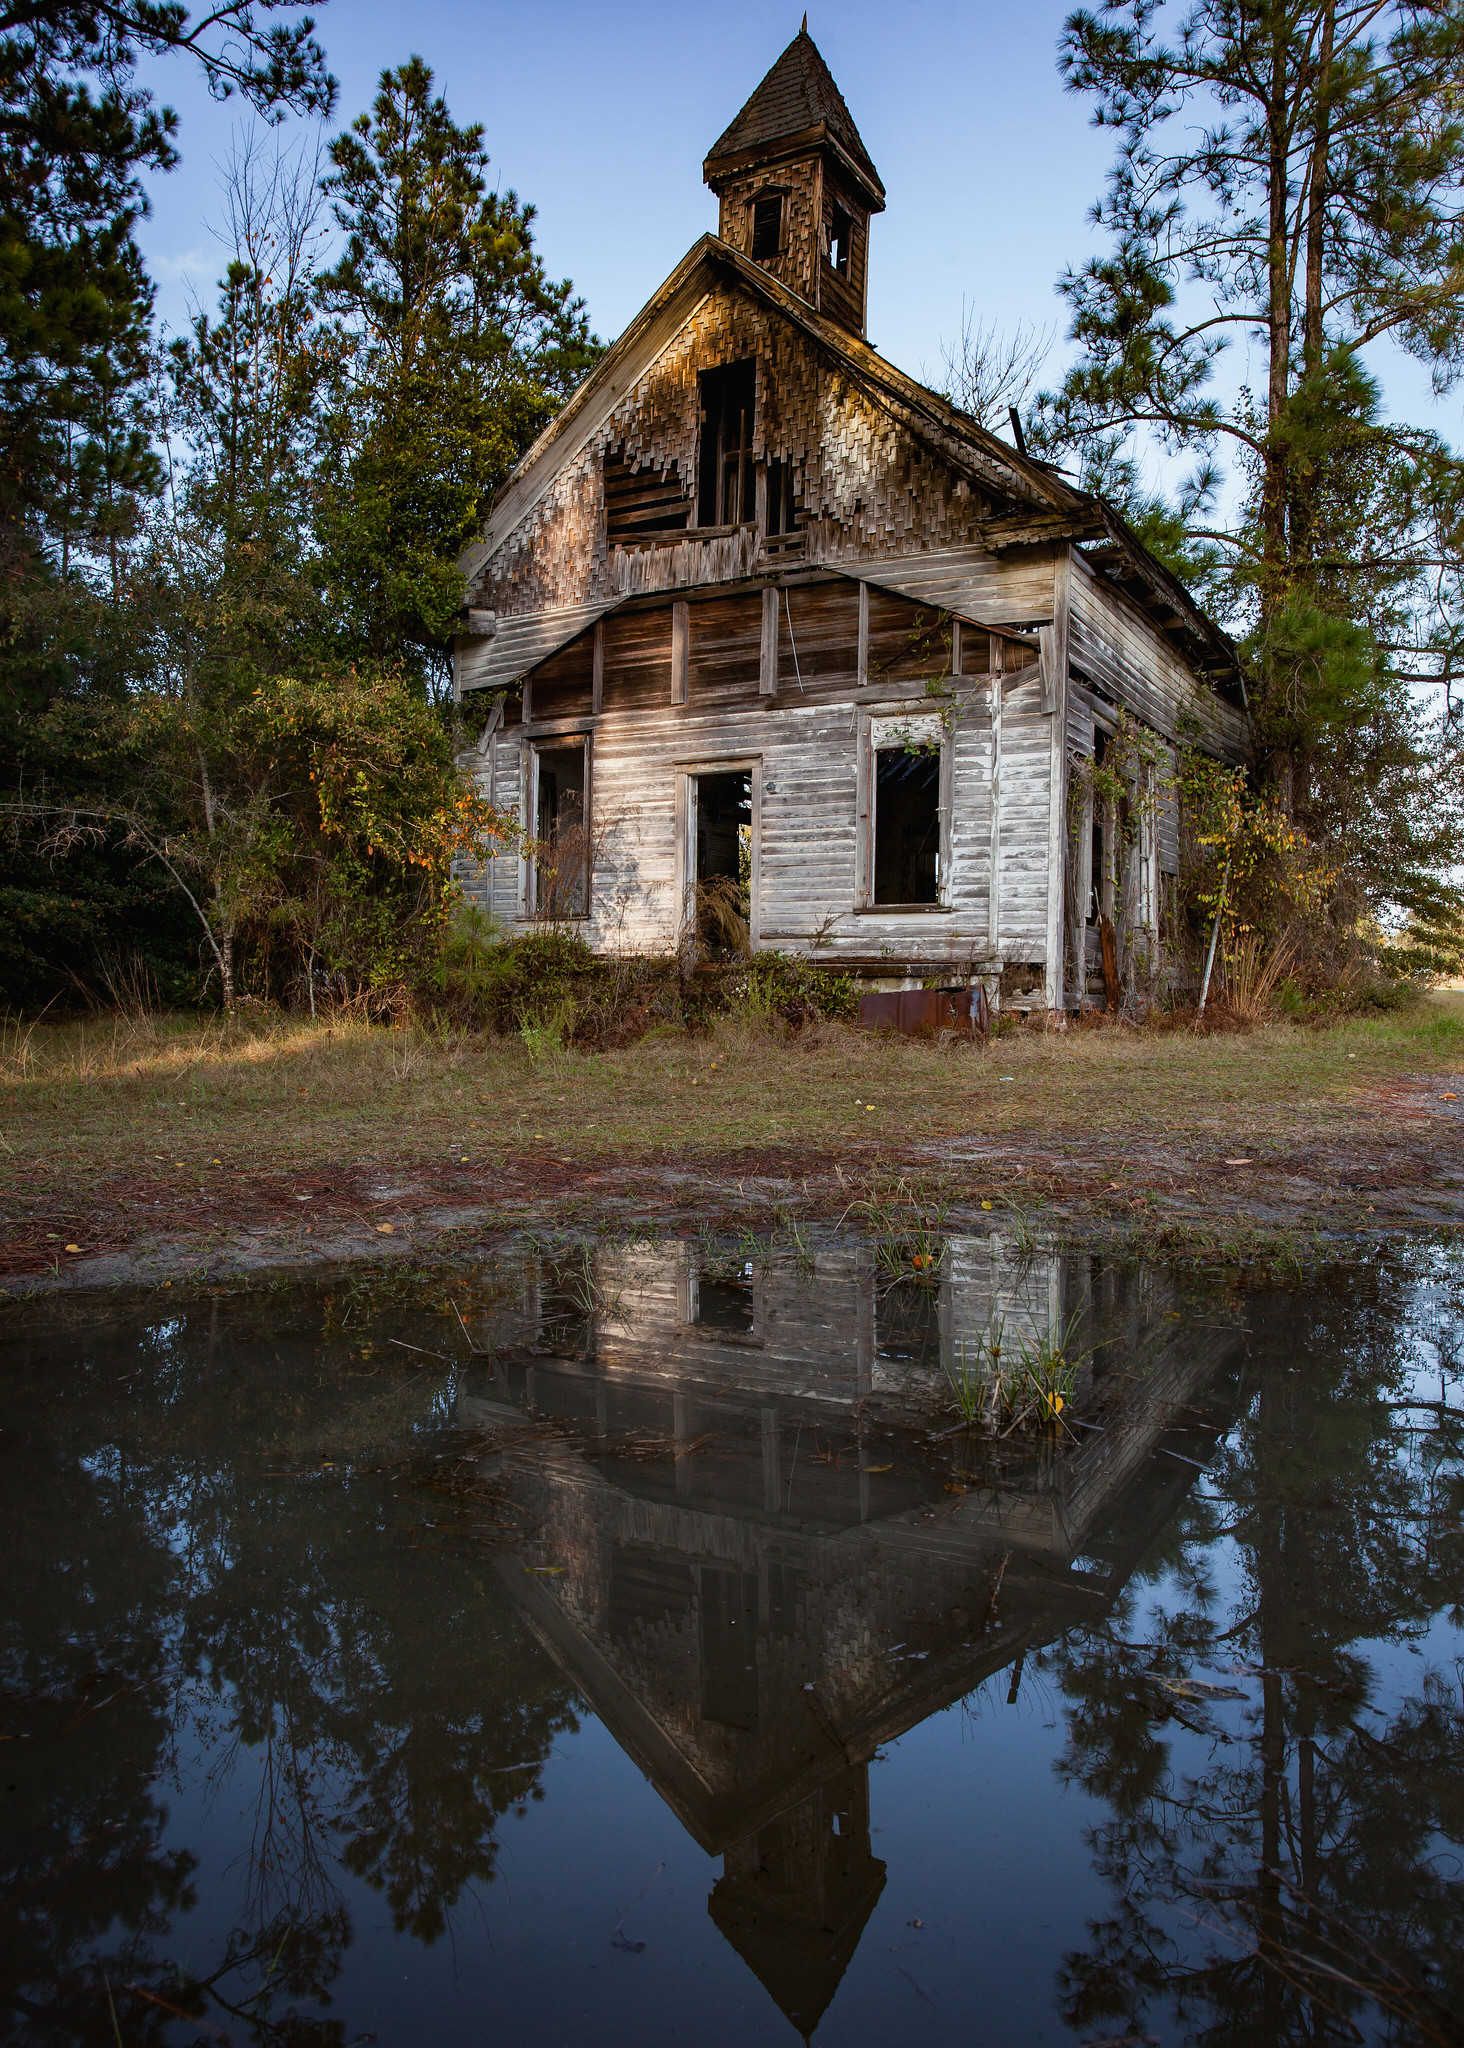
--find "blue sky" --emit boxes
[137,2,1111,386]
[136,0,1454,490]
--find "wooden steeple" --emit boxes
[703,25,885,339]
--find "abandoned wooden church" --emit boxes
[454,26,1249,1010]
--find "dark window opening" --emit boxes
[604,449,689,543]
[1089,727,1108,924]
[874,748,940,905]
[829,201,853,277]
[765,456,799,537]
[750,192,783,261]
[697,1262,755,1334]
[698,361,756,527]
[695,769,751,958]
[876,1288,942,1375]
[535,743,588,918]
[700,1565,760,1730]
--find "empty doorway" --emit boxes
[693,769,752,957]
[534,742,588,917]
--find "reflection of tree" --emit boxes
[0,1285,576,2043]
[1044,1269,1464,2046]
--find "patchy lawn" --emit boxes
[3,995,1463,1288]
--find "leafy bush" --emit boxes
[730,951,859,1026]
[437,930,857,1044]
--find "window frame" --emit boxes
[676,756,762,952]
[524,731,593,921]
[697,360,757,529]
[828,199,854,278]
[750,190,784,261]
[855,708,954,912]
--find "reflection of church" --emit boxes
[460,1238,1241,2040]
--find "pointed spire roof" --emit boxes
[703,27,885,209]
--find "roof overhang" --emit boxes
[456,599,617,697]
[703,122,886,212]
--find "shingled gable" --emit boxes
[463,236,1075,586]
[458,233,1238,694]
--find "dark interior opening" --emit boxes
[829,201,853,277]
[535,743,588,917]
[697,1264,755,1334]
[699,1564,760,1730]
[1089,726,1108,923]
[698,361,756,527]
[873,748,940,905]
[750,192,783,261]
[765,456,798,536]
[695,769,752,957]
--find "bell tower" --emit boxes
[703,23,885,341]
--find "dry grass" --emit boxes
[3,996,1462,1193]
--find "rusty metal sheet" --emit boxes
[856,987,988,1036]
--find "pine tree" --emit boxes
[0,3,334,619]
[1039,0,1464,929]
[315,58,601,688]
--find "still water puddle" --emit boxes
[2,1236,1462,2046]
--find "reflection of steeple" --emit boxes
[709,1771,885,2042]
[475,1235,1245,2041]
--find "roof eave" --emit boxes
[703,122,886,211]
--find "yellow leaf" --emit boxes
[377,1223,394,1234]
[64,1244,81,1254]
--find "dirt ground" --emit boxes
[3,995,1462,1291]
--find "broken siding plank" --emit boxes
[671,601,689,705]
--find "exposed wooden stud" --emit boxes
[759,584,779,696]
[857,580,869,689]
[854,708,871,907]
[988,634,1003,955]
[671,600,689,705]
[591,619,604,713]
[1044,549,1072,1009]
[951,617,963,678]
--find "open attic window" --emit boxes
[765,456,799,537]
[604,449,690,544]
[750,192,783,261]
[698,360,757,527]
[828,200,853,277]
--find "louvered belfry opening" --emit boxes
[702,26,885,340]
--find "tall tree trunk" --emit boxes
[1262,20,1299,811]
[1291,0,1335,583]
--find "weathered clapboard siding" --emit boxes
[995,674,1052,955]
[815,543,1056,631]
[1069,553,1247,762]
[529,629,595,720]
